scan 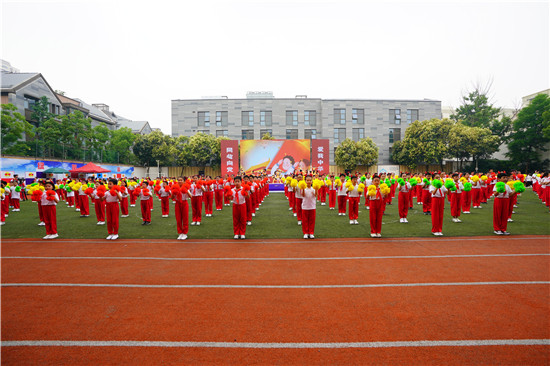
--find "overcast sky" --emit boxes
[2,0,548,134]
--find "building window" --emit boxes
[390,109,401,125]
[305,110,316,126]
[286,110,298,126]
[198,130,210,134]
[334,109,346,124]
[286,129,298,139]
[352,128,364,141]
[216,130,228,137]
[260,110,272,126]
[334,128,346,145]
[242,129,254,140]
[352,109,364,124]
[23,95,38,110]
[260,129,273,137]
[216,111,228,127]
[304,129,317,139]
[198,111,210,127]
[389,128,401,143]
[241,111,254,126]
[407,109,419,124]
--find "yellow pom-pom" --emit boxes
[291,179,298,188]
[459,177,467,183]
[39,186,45,191]
[507,181,514,187]
[0,188,4,195]
[335,178,342,187]
[471,176,480,183]
[298,180,307,190]
[481,175,488,181]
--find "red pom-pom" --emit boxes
[109,189,117,196]
[218,179,223,184]
[154,185,161,193]
[119,186,127,194]
[241,189,249,197]
[97,185,106,192]
[243,184,251,191]
[224,185,231,192]
[46,189,56,196]
[97,191,105,198]
[181,187,188,194]
[171,186,180,194]
[133,187,141,196]
[142,188,150,196]
[148,181,154,186]
[46,195,56,201]
[85,187,94,195]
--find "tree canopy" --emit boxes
[335,138,378,171]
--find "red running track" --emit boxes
[1,236,549,365]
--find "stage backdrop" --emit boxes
[240,139,311,176]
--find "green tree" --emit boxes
[30,96,54,126]
[447,123,499,170]
[133,133,157,173]
[36,118,63,158]
[90,123,110,162]
[334,138,359,171]
[59,111,92,160]
[355,137,379,167]
[1,104,34,155]
[182,133,225,170]
[108,127,136,164]
[390,140,417,170]
[506,94,550,171]
[261,132,275,140]
[132,130,174,175]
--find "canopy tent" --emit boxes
[43,167,70,174]
[69,163,110,173]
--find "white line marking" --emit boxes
[2,281,549,289]
[2,339,549,348]
[2,237,548,245]
[2,254,549,261]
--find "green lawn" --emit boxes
[1,189,549,239]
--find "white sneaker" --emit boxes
[131,205,135,207]
[106,235,113,240]
[252,213,255,217]
[433,232,438,236]
[376,234,382,238]
[437,232,443,236]
[289,207,292,211]
[404,218,408,223]
[43,235,52,240]
[247,222,252,226]
[0,222,4,226]
[240,235,245,239]
[196,222,200,226]
[111,234,118,240]
[350,220,354,225]
[455,218,462,223]
[464,211,470,214]
[234,235,239,239]
[502,231,510,235]
[513,205,518,208]
[49,234,58,239]
[177,234,183,240]
[354,220,358,225]
[293,213,297,217]
[508,218,513,222]
[371,234,377,238]
[399,218,404,223]
[38,222,45,226]
[191,222,196,225]
[298,221,302,225]
[310,235,315,239]
[304,234,308,239]
[76,208,80,211]
[180,234,187,240]
[494,231,502,235]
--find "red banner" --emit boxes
[221,140,239,177]
[311,139,329,175]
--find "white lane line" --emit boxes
[2,339,549,348]
[2,254,549,261]
[2,281,549,289]
[2,237,547,244]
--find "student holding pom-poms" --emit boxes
[448,173,464,223]
[226,176,248,239]
[367,175,387,237]
[159,181,171,218]
[301,175,319,239]
[102,179,122,240]
[327,175,337,210]
[397,174,411,223]
[172,176,192,240]
[41,181,60,240]
[119,180,130,217]
[429,175,448,236]
[461,174,472,214]
[136,181,151,225]
[492,173,517,235]
[9,181,21,212]
[190,178,206,225]
[0,187,5,225]
[77,178,90,217]
[420,173,432,215]
[91,184,106,225]
[336,174,347,216]
[347,175,362,225]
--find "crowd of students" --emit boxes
[0,170,546,240]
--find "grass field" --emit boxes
[1,189,549,239]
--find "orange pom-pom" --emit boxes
[109,189,117,196]
[142,188,150,196]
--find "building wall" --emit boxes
[172,98,442,165]
[7,77,62,121]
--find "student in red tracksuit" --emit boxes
[9,181,21,212]
[301,175,318,239]
[421,174,432,215]
[471,176,482,208]
[214,176,224,211]
[0,188,5,226]
[159,181,171,217]
[41,181,60,240]
[172,176,192,240]
[337,174,348,216]
[78,179,90,217]
[120,180,129,217]
[203,177,214,217]
[347,176,361,225]
[223,176,232,206]
[327,175,337,210]
[461,174,472,214]
[228,176,247,239]
[398,174,412,223]
[128,179,137,207]
[294,174,304,225]
[318,174,327,206]
[449,173,464,223]
[367,175,385,238]
[136,181,152,225]
[103,179,122,240]
[190,179,205,225]
[244,176,254,226]
[287,178,296,213]
[92,185,106,225]
[66,182,75,208]
[429,176,448,236]
[492,173,517,235]
[2,182,10,217]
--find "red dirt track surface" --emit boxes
[2,236,549,365]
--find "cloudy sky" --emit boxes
[2,0,548,134]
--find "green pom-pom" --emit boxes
[360,175,366,182]
[444,179,455,190]
[391,178,396,184]
[15,186,21,192]
[423,178,430,185]
[346,176,351,181]
[463,182,472,191]
[409,178,418,187]
[397,178,405,186]
[513,181,525,193]
[65,186,72,192]
[432,179,443,189]
[495,182,506,193]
